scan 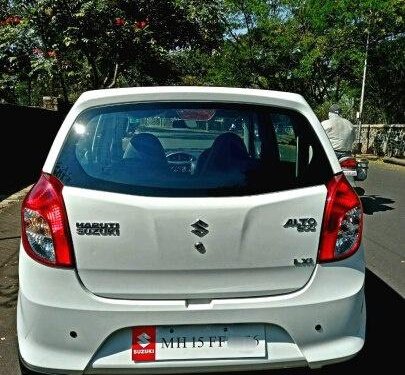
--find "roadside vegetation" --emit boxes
[0,0,403,123]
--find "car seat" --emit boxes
[198,132,250,176]
[123,133,168,172]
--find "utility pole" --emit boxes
[356,28,370,154]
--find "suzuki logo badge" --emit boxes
[191,219,209,237]
[137,332,151,348]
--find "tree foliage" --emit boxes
[0,0,403,122]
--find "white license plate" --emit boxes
[343,169,357,176]
[132,324,266,362]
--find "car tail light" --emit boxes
[21,173,74,267]
[339,157,357,170]
[318,174,363,262]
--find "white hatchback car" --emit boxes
[18,87,365,374]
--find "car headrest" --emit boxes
[201,132,249,173]
[210,132,249,159]
[124,133,166,164]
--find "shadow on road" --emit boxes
[328,269,404,372]
[354,187,366,196]
[360,195,395,215]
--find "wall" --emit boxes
[354,124,405,155]
[0,104,64,198]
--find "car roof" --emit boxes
[76,86,307,109]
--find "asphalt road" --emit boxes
[356,161,405,297]
[0,161,404,374]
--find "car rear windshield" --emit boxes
[54,102,333,197]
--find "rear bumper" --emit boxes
[18,245,366,374]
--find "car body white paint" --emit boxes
[18,246,365,373]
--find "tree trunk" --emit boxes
[86,54,100,88]
[27,77,32,106]
[58,68,69,104]
[335,77,341,102]
[107,63,119,88]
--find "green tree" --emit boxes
[1,0,403,123]
[203,0,404,122]
[0,0,225,105]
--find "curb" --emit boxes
[354,154,405,166]
[0,186,31,213]
[383,157,405,167]
[354,154,378,160]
